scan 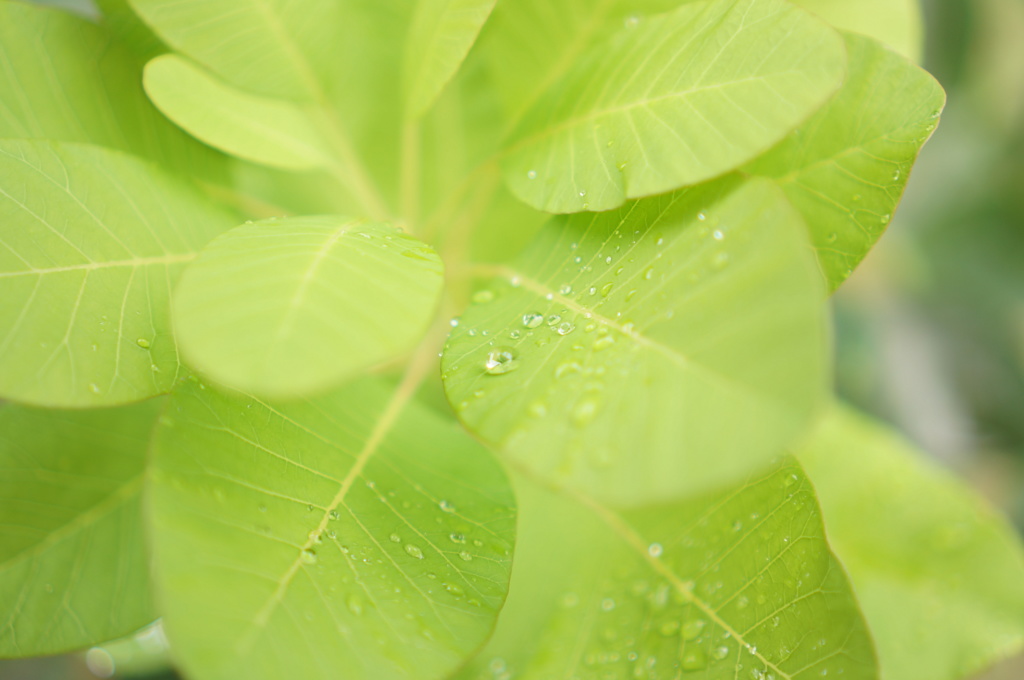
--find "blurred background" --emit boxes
[4,0,1023,677]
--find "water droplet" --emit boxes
[522,312,544,329]
[648,543,663,558]
[601,598,616,611]
[826,232,838,243]
[559,284,573,295]
[439,499,457,513]
[713,229,724,240]
[459,551,473,562]
[892,169,901,181]
[450,317,460,328]
[594,334,615,351]
[472,290,495,304]
[300,549,318,565]
[681,618,705,640]
[556,321,576,336]
[445,582,465,596]
[625,14,639,28]
[484,347,519,375]
[390,533,402,543]
[600,283,613,297]
[404,544,424,559]
[712,645,730,660]
[681,648,707,671]
[88,383,101,394]
[572,396,601,427]
[136,338,150,349]
[659,620,680,636]
[449,532,466,544]
[880,214,891,223]
[579,190,587,197]
[527,170,537,180]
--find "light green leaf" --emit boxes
[745,33,945,290]
[0,401,160,658]
[172,217,444,399]
[441,176,828,505]
[0,139,237,407]
[0,0,222,179]
[793,0,922,62]
[480,0,682,123]
[403,0,497,118]
[95,0,166,60]
[127,0,344,102]
[148,377,516,680]
[501,0,847,214]
[144,55,330,172]
[456,460,876,680]
[798,406,1024,680]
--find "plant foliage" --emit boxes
[1,1,1021,680]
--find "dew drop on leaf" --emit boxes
[484,348,519,375]
[681,618,705,640]
[404,544,424,559]
[300,549,317,565]
[522,312,544,328]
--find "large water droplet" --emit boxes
[136,338,150,349]
[522,312,544,329]
[556,322,576,336]
[484,348,519,375]
[404,544,424,559]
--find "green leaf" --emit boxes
[172,217,444,399]
[793,0,922,62]
[0,139,237,407]
[143,55,331,172]
[441,176,828,505]
[456,460,877,680]
[501,0,847,214]
[745,33,945,290]
[480,0,682,123]
[798,406,1024,680]
[0,401,160,658]
[403,0,497,118]
[0,0,222,179]
[95,0,166,60]
[148,376,516,680]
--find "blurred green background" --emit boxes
[4,0,1023,678]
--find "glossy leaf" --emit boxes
[456,460,876,680]
[501,0,847,213]
[0,401,160,657]
[799,406,1024,680]
[172,217,444,399]
[746,33,945,290]
[0,139,236,407]
[0,0,220,177]
[144,55,330,171]
[403,0,497,118]
[442,177,828,505]
[148,377,516,680]
[794,0,922,62]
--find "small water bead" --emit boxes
[522,312,544,329]
[439,499,457,513]
[445,582,465,596]
[579,190,587,197]
[484,347,519,375]
[713,229,724,241]
[625,14,639,27]
[648,543,663,558]
[404,544,425,559]
[600,598,616,611]
[593,334,615,352]
[712,645,731,661]
[556,322,576,336]
[681,618,705,641]
[88,383,101,394]
[459,551,473,562]
[559,283,574,295]
[136,338,150,349]
[546,314,562,326]
[449,532,466,544]
[600,283,614,297]
[527,170,537,180]
[880,214,891,223]
[472,290,495,304]
[509,329,521,339]
[697,212,707,221]
[390,533,402,543]
[571,396,601,426]
[300,549,318,565]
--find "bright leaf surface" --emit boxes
[0,0,218,178]
[172,217,444,399]
[403,0,498,118]
[442,177,828,505]
[799,406,1024,680]
[95,0,166,61]
[0,140,237,407]
[746,33,945,290]
[148,377,516,680]
[456,460,876,680]
[793,0,922,62]
[501,0,847,213]
[0,401,160,657]
[144,55,331,172]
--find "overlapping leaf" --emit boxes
[442,177,828,505]
[0,139,237,407]
[793,0,922,62]
[799,406,1024,680]
[172,217,444,399]
[746,33,945,290]
[144,56,331,172]
[500,0,847,213]
[0,0,220,178]
[148,377,516,680]
[0,401,160,657]
[456,460,876,680]
[403,0,497,118]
